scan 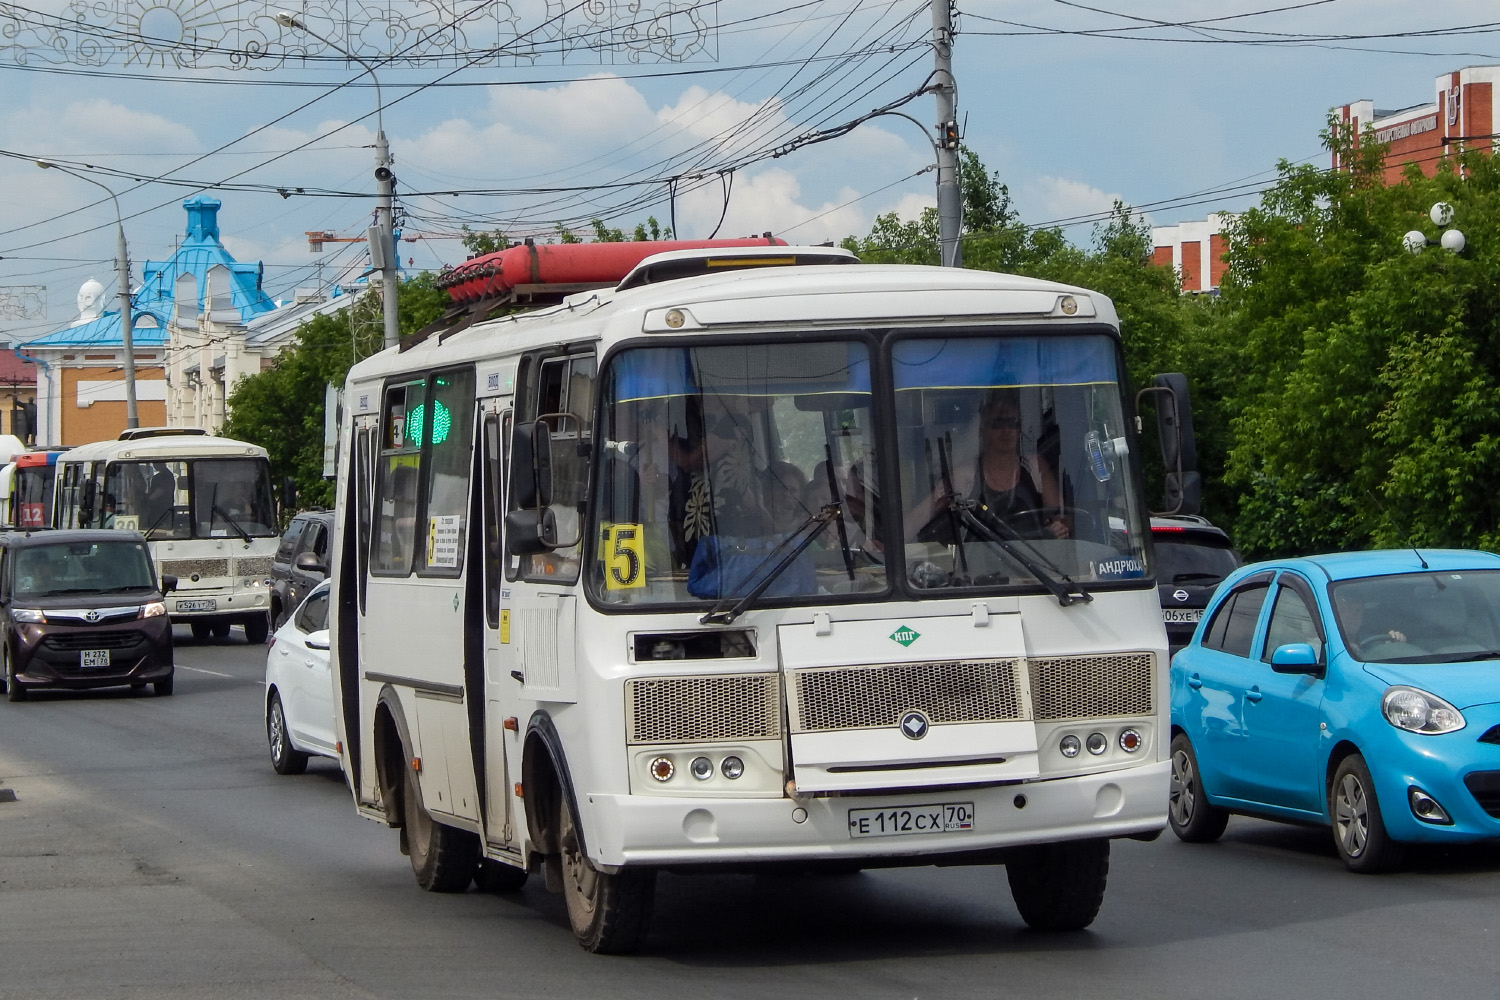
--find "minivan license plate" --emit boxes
[177,598,216,612]
[848,802,975,838]
[80,649,110,668]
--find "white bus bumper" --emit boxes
[581,760,1169,868]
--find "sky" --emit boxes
[0,0,1494,340]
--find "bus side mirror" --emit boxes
[1137,373,1201,516]
[280,477,297,514]
[504,507,557,555]
[160,574,178,594]
[510,421,553,510]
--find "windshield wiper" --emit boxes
[212,503,254,544]
[700,502,842,626]
[947,499,1093,607]
[141,504,176,538]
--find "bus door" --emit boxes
[366,367,481,824]
[479,405,522,849]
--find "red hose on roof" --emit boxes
[437,236,787,304]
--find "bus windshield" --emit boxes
[591,331,1151,607]
[104,458,276,539]
[15,464,56,529]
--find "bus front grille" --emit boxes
[790,659,1026,733]
[626,674,781,744]
[234,557,273,577]
[161,559,229,579]
[1028,652,1154,721]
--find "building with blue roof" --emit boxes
[23,197,278,445]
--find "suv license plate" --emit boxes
[848,802,975,839]
[177,598,216,612]
[1162,608,1203,623]
[80,649,111,668]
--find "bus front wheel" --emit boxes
[403,768,478,892]
[1005,838,1109,931]
[557,791,654,954]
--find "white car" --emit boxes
[264,581,337,774]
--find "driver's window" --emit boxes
[1262,584,1323,663]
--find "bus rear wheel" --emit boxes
[1005,838,1110,931]
[403,768,478,892]
[557,791,654,954]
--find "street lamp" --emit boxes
[36,159,139,428]
[1403,201,1467,255]
[275,11,400,350]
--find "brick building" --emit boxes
[1151,214,1230,294]
[1334,66,1500,183]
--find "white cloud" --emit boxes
[1019,176,1125,228]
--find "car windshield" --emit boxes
[13,540,157,599]
[1330,569,1500,664]
[1154,534,1239,584]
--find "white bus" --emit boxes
[54,428,279,643]
[330,246,1173,953]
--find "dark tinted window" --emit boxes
[295,588,330,633]
[276,522,306,561]
[1263,584,1323,662]
[13,540,156,599]
[1202,583,1270,657]
[1153,534,1240,585]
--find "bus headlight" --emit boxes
[242,577,267,589]
[1086,733,1108,755]
[1058,735,1081,758]
[141,602,167,618]
[689,756,714,781]
[721,756,745,779]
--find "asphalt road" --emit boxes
[2,627,1498,999]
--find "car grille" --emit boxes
[162,558,229,579]
[626,674,781,744]
[1478,725,1500,746]
[1028,653,1154,721]
[42,631,143,651]
[789,659,1026,733]
[234,557,273,577]
[1464,771,1500,818]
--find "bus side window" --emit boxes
[418,367,475,577]
[372,380,425,576]
[518,354,594,585]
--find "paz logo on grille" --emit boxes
[889,625,920,647]
[900,711,930,739]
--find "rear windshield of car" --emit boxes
[13,541,157,599]
[1154,535,1240,586]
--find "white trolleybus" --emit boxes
[55,428,279,643]
[330,245,1174,953]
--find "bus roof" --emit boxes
[346,257,1120,390]
[15,450,64,468]
[56,433,268,463]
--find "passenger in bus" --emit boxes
[907,389,1069,542]
[100,494,117,529]
[143,467,177,526]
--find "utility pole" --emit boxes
[931,1,962,267]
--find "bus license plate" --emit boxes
[80,650,111,668]
[177,598,216,612]
[1162,608,1203,624]
[848,802,975,839]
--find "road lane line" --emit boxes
[177,665,233,677]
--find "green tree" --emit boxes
[221,272,449,511]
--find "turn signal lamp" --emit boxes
[649,756,675,782]
[1119,729,1143,753]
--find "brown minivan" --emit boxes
[0,530,176,700]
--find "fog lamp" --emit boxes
[1408,787,1453,825]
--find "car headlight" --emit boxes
[11,608,44,623]
[1382,685,1465,734]
[141,602,167,619]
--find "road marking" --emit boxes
[176,665,232,678]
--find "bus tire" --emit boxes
[211,621,231,639]
[557,790,654,954]
[190,622,211,642]
[475,858,529,892]
[403,768,479,892]
[244,615,269,645]
[1005,838,1109,931]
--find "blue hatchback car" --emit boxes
[1169,549,1500,872]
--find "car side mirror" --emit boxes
[304,628,330,651]
[294,551,327,574]
[160,574,178,595]
[1270,642,1322,675]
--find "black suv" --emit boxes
[271,511,333,629]
[0,530,175,700]
[1151,515,1242,655]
